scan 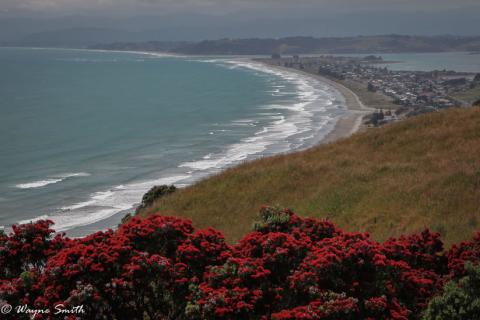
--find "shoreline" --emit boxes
[3,50,374,237]
[254,60,374,144]
[68,56,370,236]
[0,47,388,146]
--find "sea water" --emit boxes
[0,48,345,236]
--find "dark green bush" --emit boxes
[423,262,480,320]
[136,185,177,213]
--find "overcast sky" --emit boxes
[0,0,479,42]
[1,0,479,15]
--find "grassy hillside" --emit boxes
[140,108,480,245]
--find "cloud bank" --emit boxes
[2,0,479,15]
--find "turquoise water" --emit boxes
[0,48,344,236]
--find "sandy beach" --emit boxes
[316,73,375,143]
[255,61,375,145]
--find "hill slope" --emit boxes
[140,108,480,245]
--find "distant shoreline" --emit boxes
[255,60,375,144]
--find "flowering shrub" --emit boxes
[447,232,480,277]
[0,220,67,279]
[1,206,480,319]
[270,291,359,320]
[382,229,447,274]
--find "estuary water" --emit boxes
[341,52,480,73]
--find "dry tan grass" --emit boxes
[140,107,480,245]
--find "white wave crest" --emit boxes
[179,58,343,172]
[19,174,191,232]
[15,172,90,189]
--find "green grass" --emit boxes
[453,86,480,104]
[140,107,480,245]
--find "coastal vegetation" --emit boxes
[2,207,480,319]
[453,85,480,105]
[140,107,480,245]
[135,185,177,214]
[0,206,480,320]
[423,262,480,320]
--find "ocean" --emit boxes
[0,47,345,236]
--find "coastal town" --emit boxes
[262,55,480,126]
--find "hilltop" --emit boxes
[139,107,480,245]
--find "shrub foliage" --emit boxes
[136,184,177,213]
[423,263,480,320]
[1,206,480,319]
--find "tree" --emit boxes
[271,53,281,59]
[423,263,480,320]
[136,185,177,213]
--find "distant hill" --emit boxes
[139,107,480,245]
[171,35,480,54]
[8,33,480,53]
[89,35,480,55]
[14,27,139,48]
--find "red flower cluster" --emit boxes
[447,232,480,276]
[1,206,479,319]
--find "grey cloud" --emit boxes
[2,0,480,14]
[0,0,478,42]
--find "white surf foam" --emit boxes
[16,172,90,189]
[19,174,191,232]
[179,58,343,173]
[16,179,64,189]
